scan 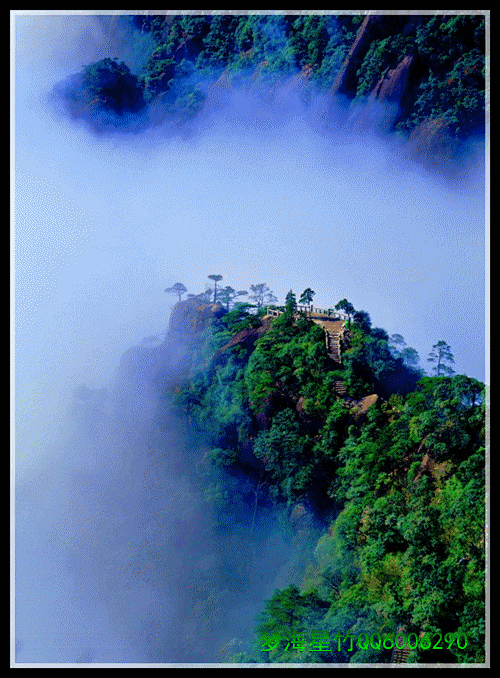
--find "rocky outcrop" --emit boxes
[109,299,226,423]
[351,394,379,423]
[328,15,377,99]
[413,451,455,485]
[268,63,316,110]
[168,298,227,338]
[406,117,461,169]
[350,55,415,131]
[212,316,274,365]
[201,69,234,116]
[371,55,414,105]
[295,395,322,435]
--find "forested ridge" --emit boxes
[151,288,486,664]
[18,11,486,665]
[56,13,486,662]
[70,280,486,663]
[54,13,485,163]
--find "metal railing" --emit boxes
[264,305,348,321]
[264,305,347,363]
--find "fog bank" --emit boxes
[13,12,486,665]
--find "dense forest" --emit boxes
[57,14,486,663]
[53,13,485,164]
[143,278,485,664]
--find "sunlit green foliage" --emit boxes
[287,15,331,69]
[166,290,485,664]
[64,14,484,143]
[314,15,364,90]
[251,585,331,663]
[356,32,415,99]
[402,15,485,136]
[245,311,329,418]
[253,409,311,503]
[196,15,245,73]
[219,303,262,333]
[232,15,295,77]
[140,47,177,101]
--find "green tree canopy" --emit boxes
[253,585,331,662]
[81,58,145,114]
[388,333,406,357]
[165,276,485,664]
[55,15,485,146]
[335,298,356,323]
[208,274,223,304]
[401,346,420,368]
[427,340,455,376]
[218,286,248,310]
[299,288,316,306]
[164,282,187,301]
[285,290,298,315]
[353,310,372,332]
[249,283,278,309]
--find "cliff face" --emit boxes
[168,298,227,338]
[327,15,379,99]
[212,315,274,365]
[109,299,226,426]
[201,52,463,171]
[349,54,415,131]
[369,54,414,105]
[406,117,461,169]
[56,14,484,171]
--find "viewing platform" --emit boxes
[264,305,349,321]
[263,306,348,364]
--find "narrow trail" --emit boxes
[309,317,345,364]
[265,307,347,365]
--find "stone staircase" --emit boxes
[391,644,411,663]
[311,318,345,365]
[264,307,347,364]
[332,380,347,396]
[324,326,343,363]
[390,628,419,664]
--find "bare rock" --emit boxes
[168,298,226,338]
[406,117,460,169]
[212,316,274,365]
[371,55,414,105]
[352,394,379,423]
[328,15,378,99]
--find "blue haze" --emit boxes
[13,12,487,666]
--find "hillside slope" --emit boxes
[154,298,486,664]
[54,13,486,167]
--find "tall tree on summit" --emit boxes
[285,289,297,315]
[389,333,406,357]
[248,283,278,309]
[208,274,223,304]
[299,288,315,308]
[427,340,455,376]
[335,298,356,324]
[164,282,187,301]
[353,309,372,332]
[218,286,249,310]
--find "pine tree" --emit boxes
[164,282,187,301]
[208,274,223,304]
[427,340,455,376]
